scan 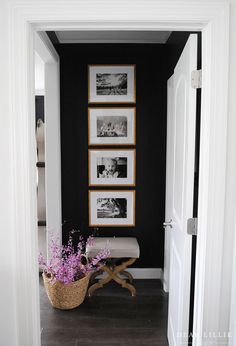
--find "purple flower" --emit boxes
[38,233,109,285]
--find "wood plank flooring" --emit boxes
[40,277,169,346]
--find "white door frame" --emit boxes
[7,1,229,345]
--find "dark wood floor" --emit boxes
[40,277,169,346]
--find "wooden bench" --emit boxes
[86,237,140,297]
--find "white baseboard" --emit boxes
[97,268,163,280]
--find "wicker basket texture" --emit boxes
[42,272,90,310]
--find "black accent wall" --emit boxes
[58,44,168,268]
[35,96,44,123]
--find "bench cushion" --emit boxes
[86,237,140,259]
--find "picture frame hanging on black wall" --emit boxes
[89,149,136,186]
[89,190,135,227]
[88,65,136,104]
[88,107,136,146]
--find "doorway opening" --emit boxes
[8,3,229,345]
[36,30,201,346]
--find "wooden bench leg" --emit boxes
[119,270,133,283]
[89,269,103,284]
[88,265,114,297]
[88,258,137,297]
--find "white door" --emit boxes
[163,75,174,293]
[165,34,198,346]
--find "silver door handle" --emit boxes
[163,219,173,229]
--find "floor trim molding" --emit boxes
[97,268,163,280]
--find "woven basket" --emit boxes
[42,272,90,310]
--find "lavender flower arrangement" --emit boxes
[38,234,109,285]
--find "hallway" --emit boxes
[40,278,168,346]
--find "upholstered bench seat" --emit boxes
[86,237,140,259]
[86,237,140,296]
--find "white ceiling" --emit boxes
[55,31,171,44]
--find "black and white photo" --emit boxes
[89,190,135,227]
[89,149,135,186]
[96,73,127,95]
[97,115,127,138]
[88,108,136,145]
[88,65,135,103]
[97,157,127,179]
[97,198,127,218]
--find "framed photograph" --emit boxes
[88,107,136,145]
[89,149,136,186]
[88,65,136,103]
[89,190,135,227]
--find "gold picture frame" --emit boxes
[88,107,136,146]
[88,64,136,104]
[88,190,136,227]
[88,149,136,187]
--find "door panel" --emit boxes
[168,241,182,344]
[166,34,198,346]
[173,78,186,226]
[163,75,174,293]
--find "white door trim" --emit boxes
[7,1,229,345]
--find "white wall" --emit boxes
[35,52,45,95]
[0,1,236,346]
[0,0,18,344]
[35,32,62,259]
[44,60,62,253]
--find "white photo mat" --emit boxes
[88,107,136,145]
[88,65,136,103]
[89,149,136,186]
[89,190,135,227]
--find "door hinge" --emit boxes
[187,217,198,236]
[191,70,202,89]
